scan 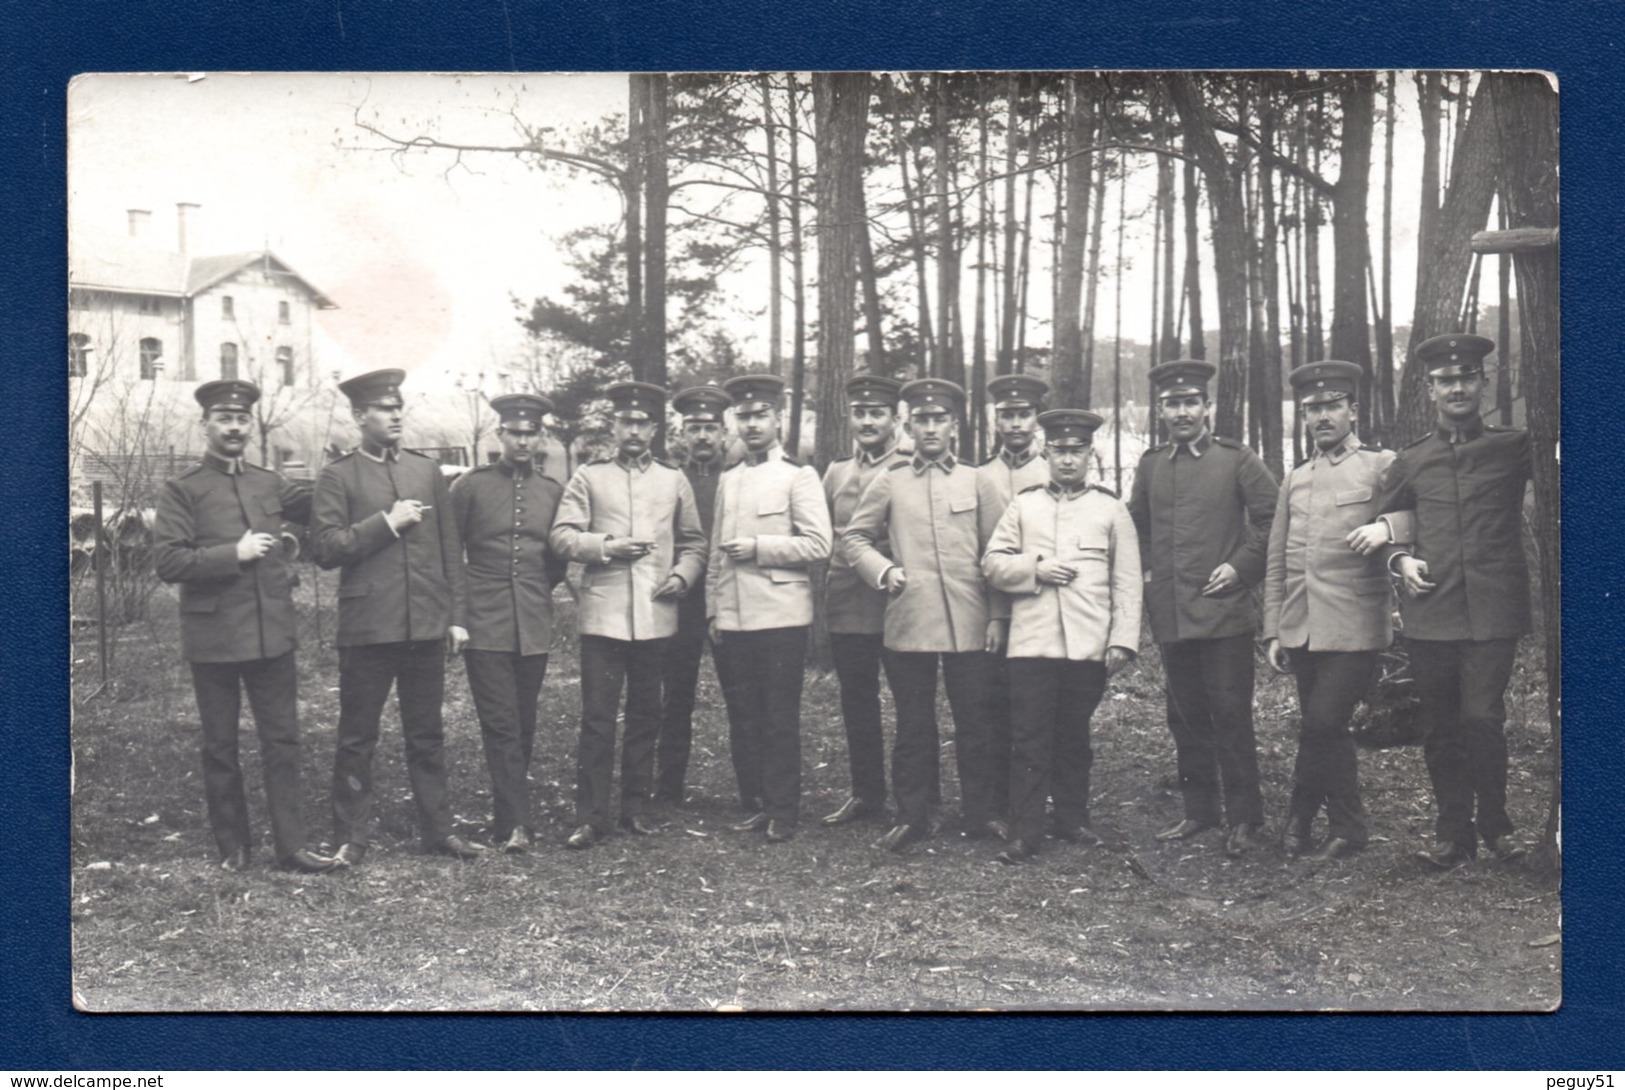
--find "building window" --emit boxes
[221,295,235,320]
[276,346,295,386]
[69,333,91,377]
[139,337,163,380]
[220,342,238,381]
[278,300,291,325]
[138,297,161,315]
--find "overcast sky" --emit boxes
[69,71,1440,392]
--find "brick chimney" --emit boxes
[126,208,151,240]
[176,201,201,253]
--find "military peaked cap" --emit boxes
[900,377,966,415]
[606,381,668,421]
[987,374,1050,410]
[673,384,731,422]
[1038,408,1104,445]
[490,392,553,432]
[1415,333,1495,379]
[845,373,902,407]
[723,374,786,411]
[338,369,406,408]
[195,379,260,413]
[1149,359,1216,399]
[1289,360,1364,405]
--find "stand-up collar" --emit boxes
[1046,479,1090,500]
[1168,427,1212,460]
[498,457,535,478]
[685,454,721,477]
[358,439,400,462]
[855,442,900,468]
[911,451,957,474]
[741,442,783,468]
[202,451,244,475]
[1435,415,1485,445]
[1313,430,1361,465]
[616,451,653,472]
[1000,445,1038,469]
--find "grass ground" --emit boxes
[69,570,1560,1011]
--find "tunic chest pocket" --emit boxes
[948,494,976,516]
[757,498,789,523]
[1334,487,1373,507]
[1067,527,1111,564]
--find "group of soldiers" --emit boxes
[150,329,1533,875]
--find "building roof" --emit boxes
[70,231,338,309]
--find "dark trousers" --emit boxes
[332,640,453,849]
[1406,636,1520,847]
[986,655,1014,817]
[830,632,889,808]
[656,622,717,800]
[190,652,307,861]
[1286,648,1375,845]
[715,626,808,824]
[1159,634,1265,827]
[1007,658,1107,845]
[886,649,995,829]
[464,649,549,839]
[575,634,665,833]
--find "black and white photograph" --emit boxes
[67,69,1560,1012]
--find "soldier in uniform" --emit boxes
[1263,361,1400,862]
[844,378,1004,852]
[819,373,911,827]
[975,373,1052,830]
[707,374,833,843]
[1350,333,1532,868]
[448,393,566,855]
[1127,360,1279,856]
[312,369,483,865]
[982,408,1141,864]
[549,382,708,849]
[152,380,336,874]
[654,385,734,806]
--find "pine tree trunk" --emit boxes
[856,179,887,375]
[1492,72,1559,858]
[933,74,956,386]
[641,73,670,388]
[972,81,991,459]
[788,77,808,455]
[998,73,1021,377]
[1182,145,1205,360]
[1259,103,1285,478]
[1081,128,1107,409]
[1395,75,1502,441]
[1375,70,1398,443]
[812,71,870,468]
[762,74,784,375]
[1053,73,1092,411]
[625,77,646,381]
[1328,74,1374,431]
[1170,75,1250,440]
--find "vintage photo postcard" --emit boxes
[67,70,1559,1012]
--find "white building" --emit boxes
[70,204,340,498]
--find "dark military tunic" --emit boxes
[449,460,566,655]
[153,452,315,860]
[676,458,722,635]
[312,444,466,646]
[153,452,312,663]
[1127,431,1279,642]
[1378,418,1532,641]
